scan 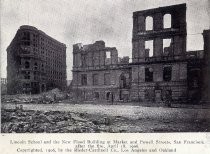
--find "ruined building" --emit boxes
[1,78,7,95]
[71,3,210,103]
[72,40,131,101]
[7,25,67,94]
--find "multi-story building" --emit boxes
[71,3,210,103]
[1,78,7,84]
[1,78,7,95]
[7,25,66,94]
[72,40,131,101]
[131,3,188,102]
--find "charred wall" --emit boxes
[71,41,131,102]
[71,3,207,104]
[132,3,187,62]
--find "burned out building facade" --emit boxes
[131,3,188,102]
[71,41,131,101]
[72,3,210,103]
[7,25,67,94]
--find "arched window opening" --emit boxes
[146,16,153,31]
[164,14,171,28]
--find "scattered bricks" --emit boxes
[56,121,68,127]
[45,115,56,124]
[64,126,76,132]
[92,120,100,125]
[71,115,87,122]
[19,105,23,110]
[0,109,151,133]
[108,127,120,133]
[92,126,101,133]
[79,113,85,117]
[23,123,30,132]
[63,114,71,121]
[11,124,19,132]
[2,123,12,133]
[2,88,68,105]
[1,109,93,133]
[73,127,83,133]
[1,108,123,133]
[104,117,111,125]
[9,115,20,122]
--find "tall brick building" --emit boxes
[71,3,210,103]
[7,25,66,94]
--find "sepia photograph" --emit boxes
[1,0,210,134]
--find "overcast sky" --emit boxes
[1,0,209,79]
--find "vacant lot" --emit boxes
[1,102,210,133]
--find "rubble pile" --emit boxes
[1,88,67,104]
[2,107,209,133]
[1,109,117,133]
[41,88,67,102]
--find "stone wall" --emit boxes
[71,4,207,104]
[130,62,188,102]
[132,4,187,62]
[72,68,131,102]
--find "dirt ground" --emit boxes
[1,102,210,133]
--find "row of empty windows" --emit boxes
[21,32,65,49]
[81,51,112,67]
[22,32,30,41]
[145,66,172,82]
[24,61,44,70]
[145,38,172,57]
[80,66,171,85]
[22,43,65,60]
[81,91,114,100]
[23,71,64,81]
[81,73,111,86]
[23,60,64,71]
[22,71,42,80]
[145,14,171,31]
[83,89,173,101]
[40,37,65,51]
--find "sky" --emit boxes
[1,0,209,80]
